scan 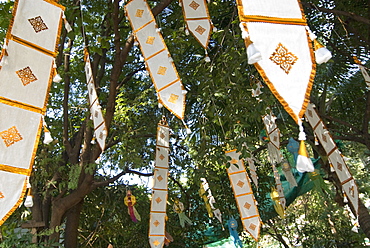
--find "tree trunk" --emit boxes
[65,200,84,248]
[358,199,370,239]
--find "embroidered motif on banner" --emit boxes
[157,66,167,75]
[146,36,155,45]
[270,43,298,74]
[0,192,4,199]
[16,67,38,86]
[168,94,179,104]
[157,175,163,181]
[155,197,162,204]
[237,180,245,188]
[153,220,160,227]
[0,126,23,147]
[244,202,251,209]
[249,223,256,231]
[136,9,144,18]
[153,240,160,246]
[195,25,206,35]
[28,16,48,33]
[189,1,200,10]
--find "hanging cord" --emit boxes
[79,0,88,48]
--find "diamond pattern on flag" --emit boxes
[229,173,252,196]
[135,21,165,58]
[305,104,320,127]
[0,103,41,170]
[242,217,261,241]
[182,0,209,18]
[152,168,169,189]
[155,147,169,168]
[342,180,359,214]
[186,19,211,48]
[0,40,53,110]
[125,0,153,31]
[0,171,27,225]
[315,124,336,153]
[149,212,166,235]
[151,190,168,212]
[10,0,64,53]
[156,125,169,147]
[328,151,353,184]
[246,22,314,122]
[236,194,258,218]
[157,83,185,120]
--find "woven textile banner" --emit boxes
[226,150,261,241]
[149,120,170,248]
[0,0,64,226]
[84,50,107,151]
[125,0,186,120]
[181,0,212,49]
[305,104,359,215]
[237,0,315,123]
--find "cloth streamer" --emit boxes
[237,0,315,124]
[84,49,107,151]
[149,118,170,248]
[228,217,243,248]
[173,200,192,227]
[124,190,141,222]
[0,0,64,226]
[180,0,212,49]
[245,157,258,188]
[200,178,224,229]
[305,103,359,215]
[125,0,186,120]
[226,150,261,241]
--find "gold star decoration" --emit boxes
[0,126,23,147]
[270,43,298,74]
[28,16,48,33]
[16,66,38,86]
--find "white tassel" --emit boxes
[212,26,217,32]
[53,73,62,83]
[314,40,332,64]
[62,12,73,33]
[185,28,190,36]
[24,195,34,208]
[43,128,53,144]
[182,89,188,95]
[305,26,317,41]
[182,120,192,134]
[298,119,306,141]
[246,42,262,64]
[158,102,163,108]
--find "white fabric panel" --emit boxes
[0,40,53,110]
[145,51,179,90]
[328,151,352,184]
[315,123,336,153]
[305,104,320,127]
[149,237,165,248]
[236,194,258,218]
[151,190,167,212]
[186,19,211,48]
[135,21,165,58]
[157,83,185,120]
[226,151,243,174]
[342,180,359,215]
[240,0,303,19]
[156,125,169,147]
[262,114,277,134]
[0,172,27,223]
[152,168,169,189]
[242,217,261,242]
[229,173,251,196]
[11,0,63,53]
[182,0,208,18]
[247,22,313,120]
[149,212,166,235]
[155,147,169,168]
[124,0,153,31]
[0,103,41,169]
[245,158,258,188]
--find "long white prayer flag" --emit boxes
[125,0,186,120]
[0,0,64,226]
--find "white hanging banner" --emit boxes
[200,178,224,228]
[0,0,64,226]
[181,0,212,48]
[237,0,315,123]
[226,150,261,241]
[245,157,258,188]
[84,50,107,151]
[305,103,359,215]
[125,0,186,120]
[149,119,170,248]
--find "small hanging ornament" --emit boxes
[228,217,243,248]
[199,182,213,218]
[164,231,174,246]
[296,120,314,173]
[270,188,285,218]
[204,50,211,63]
[24,177,33,208]
[124,190,141,222]
[43,118,53,144]
[281,160,297,188]
[313,39,332,64]
[173,200,192,227]
[52,59,62,83]
[240,23,262,65]
[62,12,73,33]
